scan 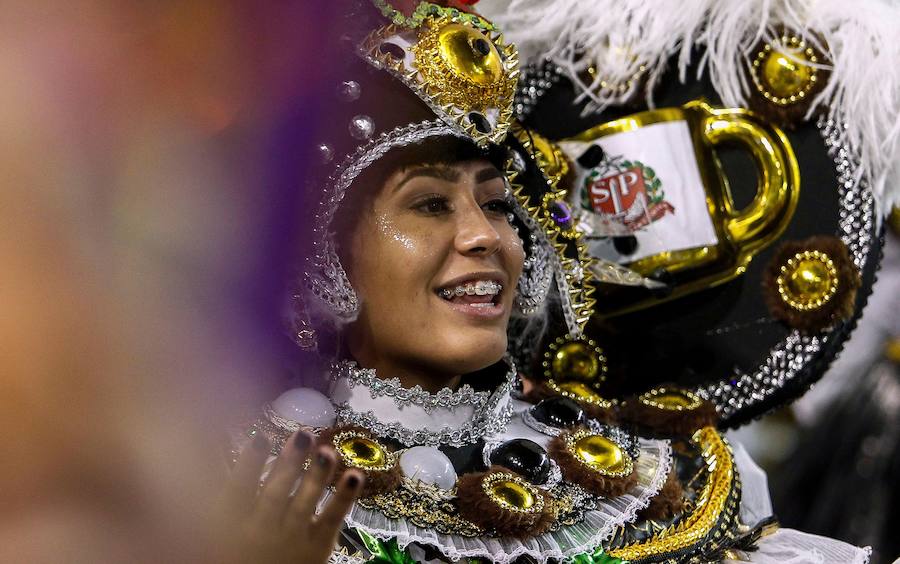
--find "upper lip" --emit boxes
[436,271,507,291]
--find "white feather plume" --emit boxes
[479,0,900,213]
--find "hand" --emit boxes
[215,431,364,564]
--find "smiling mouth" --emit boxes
[436,280,503,309]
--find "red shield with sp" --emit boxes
[588,167,646,216]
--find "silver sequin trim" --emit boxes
[333,360,493,413]
[333,361,518,447]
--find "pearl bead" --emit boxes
[399,446,457,490]
[349,114,375,140]
[338,80,361,102]
[271,388,335,427]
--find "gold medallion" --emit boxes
[776,250,838,311]
[750,35,819,106]
[481,472,543,513]
[333,431,395,471]
[638,387,703,411]
[543,336,608,388]
[564,429,633,477]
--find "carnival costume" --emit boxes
[233,1,900,562]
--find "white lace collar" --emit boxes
[327,359,516,447]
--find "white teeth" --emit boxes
[438,280,502,299]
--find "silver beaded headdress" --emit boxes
[290,2,596,353]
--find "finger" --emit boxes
[314,470,363,537]
[285,446,337,529]
[250,431,313,529]
[221,433,271,513]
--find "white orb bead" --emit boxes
[399,446,458,490]
[271,388,335,427]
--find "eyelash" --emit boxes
[412,195,513,217]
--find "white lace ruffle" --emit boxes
[725,528,872,564]
[343,438,671,564]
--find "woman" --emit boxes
[225,2,871,563]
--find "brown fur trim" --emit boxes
[456,466,556,538]
[638,468,684,521]
[618,395,718,437]
[525,382,619,424]
[762,236,860,332]
[548,430,638,497]
[317,425,401,497]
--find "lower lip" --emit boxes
[438,296,507,319]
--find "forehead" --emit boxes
[386,158,504,194]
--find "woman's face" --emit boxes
[344,158,525,379]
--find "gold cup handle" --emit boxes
[692,101,800,254]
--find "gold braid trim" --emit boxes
[608,426,735,561]
[504,142,596,333]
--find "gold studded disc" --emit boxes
[334,431,394,471]
[750,35,819,106]
[543,336,608,388]
[482,472,543,513]
[553,342,600,382]
[638,387,703,411]
[436,23,502,86]
[547,379,615,408]
[776,250,838,311]
[411,16,517,112]
[565,429,633,477]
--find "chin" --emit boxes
[436,331,508,375]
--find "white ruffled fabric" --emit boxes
[730,440,871,564]
[344,436,671,564]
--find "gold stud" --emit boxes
[481,472,543,513]
[776,250,838,311]
[638,387,703,411]
[565,429,633,477]
[750,36,818,106]
[333,431,394,471]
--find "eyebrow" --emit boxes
[394,164,503,193]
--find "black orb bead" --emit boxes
[531,397,586,429]
[468,112,492,133]
[489,439,551,484]
[613,235,638,255]
[576,144,605,169]
[379,42,406,60]
[472,37,491,57]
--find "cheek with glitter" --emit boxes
[375,213,415,251]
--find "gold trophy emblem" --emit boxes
[559,99,799,316]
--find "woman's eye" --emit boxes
[413,196,451,215]
[483,198,513,215]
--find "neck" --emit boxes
[346,340,461,393]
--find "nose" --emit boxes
[454,202,502,257]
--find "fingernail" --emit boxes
[317,452,332,467]
[294,432,311,451]
[252,433,269,451]
[346,474,360,488]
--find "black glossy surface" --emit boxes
[489,439,552,484]
[531,397,587,429]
